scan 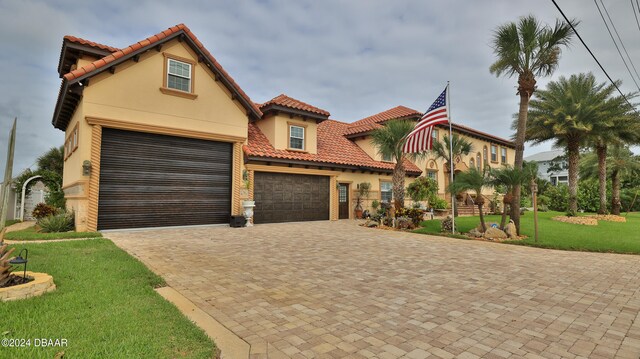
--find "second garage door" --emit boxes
[98,128,232,230]
[253,172,330,224]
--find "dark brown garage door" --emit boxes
[253,172,329,224]
[97,128,232,230]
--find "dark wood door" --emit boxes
[97,128,232,230]
[253,172,329,224]
[338,183,350,219]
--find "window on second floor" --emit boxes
[483,146,488,167]
[501,147,507,163]
[380,182,393,203]
[382,152,392,162]
[431,129,439,144]
[427,171,437,182]
[167,58,192,92]
[289,125,305,150]
[476,153,481,169]
[469,157,475,169]
[491,144,498,162]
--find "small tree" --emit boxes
[449,167,493,232]
[406,177,438,208]
[354,182,371,218]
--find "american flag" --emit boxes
[402,87,449,153]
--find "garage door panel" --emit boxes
[98,128,232,230]
[253,172,329,224]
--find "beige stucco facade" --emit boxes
[62,39,250,231]
[256,114,319,154]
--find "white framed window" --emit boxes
[431,129,439,143]
[501,147,507,163]
[167,58,192,92]
[382,152,392,162]
[380,182,393,203]
[289,125,305,150]
[491,144,498,162]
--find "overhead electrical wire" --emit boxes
[632,0,640,33]
[550,0,639,114]
[594,0,640,92]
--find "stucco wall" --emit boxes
[256,114,318,154]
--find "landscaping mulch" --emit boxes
[586,214,627,223]
[551,216,598,226]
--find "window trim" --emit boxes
[160,53,198,99]
[64,123,79,161]
[490,144,498,163]
[380,181,393,203]
[381,152,393,162]
[287,123,307,151]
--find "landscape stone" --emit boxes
[468,228,484,238]
[484,227,507,240]
[504,220,517,238]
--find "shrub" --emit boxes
[546,184,569,212]
[38,211,74,233]
[441,216,453,232]
[395,207,424,226]
[577,179,602,213]
[395,216,414,230]
[371,200,380,211]
[407,177,438,203]
[431,197,448,210]
[32,203,56,219]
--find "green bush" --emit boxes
[32,203,56,219]
[577,179,600,213]
[431,197,448,210]
[38,211,74,233]
[546,184,569,212]
[407,177,438,203]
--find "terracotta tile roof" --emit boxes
[448,122,515,148]
[345,105,421,136]
[61,24,261,116]
[260,94,330,117]
[63,35,120,53]
[244,120,422,174]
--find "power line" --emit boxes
[550,0,639,114]
[632,0,640,34]
[594,0,640,92]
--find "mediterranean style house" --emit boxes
[52,24,515,231]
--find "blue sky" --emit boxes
[1,0,639,178]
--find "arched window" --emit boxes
[483,146,488,168]
[469,157,475,169]
[476,153,481,169]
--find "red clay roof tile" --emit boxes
[63,35,120,53]
[244,120,422,174]
[260,94,330,117]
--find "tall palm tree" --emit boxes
[36,146,64,176]
[526,73,611,216]
[431,134,473,216]
[371,120,425,209]
[490,15,576,229]
[490,162,537,230]
[449,167,493,232]
[585,93,640,214]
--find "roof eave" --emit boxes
[259,104,329,123]
[245,155,422,176]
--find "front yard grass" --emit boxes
[416,211,640,255]
[0,239,216,358]
[4,226,102,241]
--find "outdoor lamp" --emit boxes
[9,249,28,283]
[82,160,92,176]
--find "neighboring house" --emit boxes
[524,150,569,186]
[51,24,515,231]
[0,180,49,221]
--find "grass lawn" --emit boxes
[0,239,216,358]
[4,226,102,241]
[416,211,640,254]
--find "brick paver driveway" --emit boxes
[108,221,640,358]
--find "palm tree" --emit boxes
[431,134,473,216]
[36,146,64,176]
[490,162,537,230]
[371,120,425,209]
[585,94,640,214]
[449,167,493,232]
[526,73,615,216]
[490,15,576,229]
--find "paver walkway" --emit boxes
[107,221,640,358]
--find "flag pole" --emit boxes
[447,82,455,234]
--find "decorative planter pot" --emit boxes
[242,200,256,227]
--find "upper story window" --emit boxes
[491,144,498,162]
[64,124,79,160]
[167,58,192,92]
[501,147,507,163]
[380,182,393,203]
[431,129,439,143]
[469,157,475,169]
[476,153,481,169]
[483,146,488,168]
[382,152,392,162]
[289,125,305,150]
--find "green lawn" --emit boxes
[4,226,102,241]
[416,211,640,254]
[0,239,216,358]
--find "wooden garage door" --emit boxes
[97,128,232,230]
[253,172,330,224]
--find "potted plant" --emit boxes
[354,182,371,219]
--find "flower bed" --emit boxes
[0,271,55,301]
[551,216,598,226]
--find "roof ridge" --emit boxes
[63,35,121,53]
[260,93,330,117]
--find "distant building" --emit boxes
[524,150,568,186]
[0,180,49,221]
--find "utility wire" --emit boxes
[550,0,639,114]
[594,0,640,92]
[632,0,640,33]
